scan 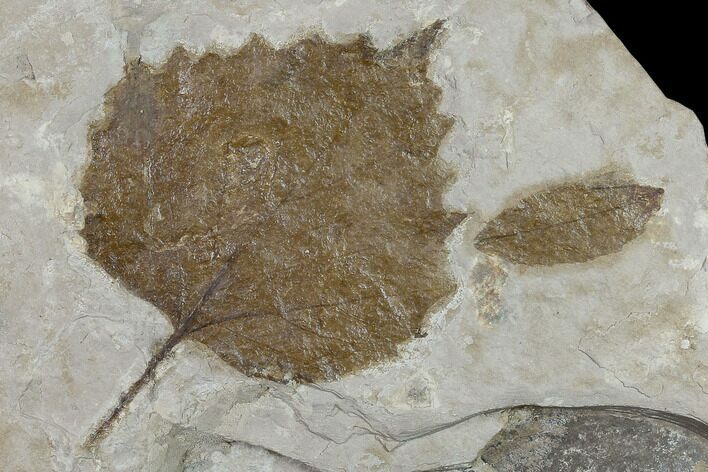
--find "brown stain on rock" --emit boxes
[474,179,664,266]
[80,22,463,384]
[469,256,508,324]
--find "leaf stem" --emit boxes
[82,327,184,448]
[83,250,240,449]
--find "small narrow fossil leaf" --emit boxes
[474,182,664,265]
[80,22,463,383]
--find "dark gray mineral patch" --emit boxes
[422,406,708,472]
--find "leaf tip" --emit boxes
[383,19,447,65]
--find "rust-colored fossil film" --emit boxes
[80,22,464,382]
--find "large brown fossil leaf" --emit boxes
[80,22,464,382]
[474,182,663,265]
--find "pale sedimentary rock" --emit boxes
[1,0,706,470]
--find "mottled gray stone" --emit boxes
[439,407,708,472]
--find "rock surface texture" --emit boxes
[1,0,707,471]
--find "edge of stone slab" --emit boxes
[578,0,707,144]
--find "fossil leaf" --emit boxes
[472,406,708,472]
[474,182,664,265]
[421,406,708,471]
[80,22,464,383]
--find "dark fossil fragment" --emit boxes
[422,406,708,472]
